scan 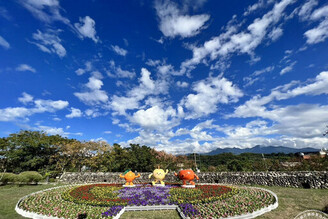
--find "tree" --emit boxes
[1,130,66,173]
[151,149,177,170]
[126,144,156,172]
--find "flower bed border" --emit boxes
[15,183,278,219]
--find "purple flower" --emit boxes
[179,203,199,217]
[102,205,124,217]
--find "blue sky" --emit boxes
[0,0,328,154]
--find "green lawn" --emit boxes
[257,186,328,219]
[0,183,61,219]
[0,184,327,219]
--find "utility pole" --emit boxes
[194,153,201,172]
[262,153,268,171]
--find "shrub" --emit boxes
[18,171,42,184]
[0,173,17,184]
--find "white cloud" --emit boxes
[176,81,189,88]
[154,0,210,38]
[111,45,127,56]
[268,27,283,41]
[298,0,318,21]
[139,68,155,90]
[19,0,70,24]
[37,125,82,136]
[243,0,274,16]
[110,68,168,115]
[86,77,103,90]
[74,89,108,105]
[74,76,108,105]
[31,29,66,58]
[104,131,112,134]
[0,35,10,49]
[0,7,11,20]
[304,5,328,44]
[74,16,99,43]
[244,66,274,87]
[75,61,92,76]
[146,59,181,76]
[107,60,136,79]
[16,64,36,73]
[75,68,85,76]
[131,105,178,130]
[33,99,69,112]
[84,108,104,118]
[18,92,34,104]
[180,0,295,75]
[0,97,68,122]
[280,61,296,75]
[66,107,82,118]
[232,71,328,119]
[0,107,32,122]
[182,75,243,118]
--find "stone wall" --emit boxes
[59,171,328,189]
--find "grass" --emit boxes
[257,186,328,219]
[0,183,61,219]
[0,184,327,219]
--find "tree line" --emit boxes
[0,130,192,177]
[1,130,327,179]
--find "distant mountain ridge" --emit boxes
[205,145,319,155]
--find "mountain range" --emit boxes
[205,145,320,155]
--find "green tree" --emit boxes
[1,130,66,173]
[126,144,156,172]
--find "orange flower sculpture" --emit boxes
[119,170,140,186]
[174,169,199,186]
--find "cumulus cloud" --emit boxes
[0,35,10,49]
[31,29,66,58]
[268,26,283,41]
[111,45,127,56]
[154,0,210,38]
[74,16,99,43]
[110,68,159,115]
[18,92,34,104]
[182,75,243,118]
[74,76,108,105]
[75,61,92,76]
[106,60,136,79]
[37,125,82,136]
[33,99,69,112]
[304,5,328,44]
[0,96,69,122]
[176,81,189,88]
[131,105,178,131]
[110,68,169,115]
[66,107,83,118]
[16,64,36,73]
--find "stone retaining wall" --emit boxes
[60,171,328,189]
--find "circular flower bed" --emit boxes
[17,184,277,219]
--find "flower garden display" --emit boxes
[148,166,169,186]
[119,170,140,187]
[174,169,199,187]
[16,183,278,219]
